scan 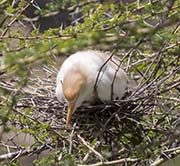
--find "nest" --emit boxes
[0,60,180,165]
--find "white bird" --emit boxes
[56,50,132,127]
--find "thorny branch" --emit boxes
[0,0,35,38]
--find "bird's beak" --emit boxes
[66,103,75,127]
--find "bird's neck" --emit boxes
[62,69,86,102]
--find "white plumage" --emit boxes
[56,50,131,127]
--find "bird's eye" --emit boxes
[60,80,63,85]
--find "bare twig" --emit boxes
[77,134,104,162]
[0,144,48,162]
[151,149,180,166]
[77,158,140,166]
[93,52,114,98]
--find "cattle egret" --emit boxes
[56,50,132,127]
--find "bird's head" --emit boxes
[62,69,86,127]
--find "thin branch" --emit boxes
[93,52,114,98]
[0,0,35,38]
[77,134,105,162]
[151,149,180,166]
[0,144,49,162]
[77,158,140,166]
